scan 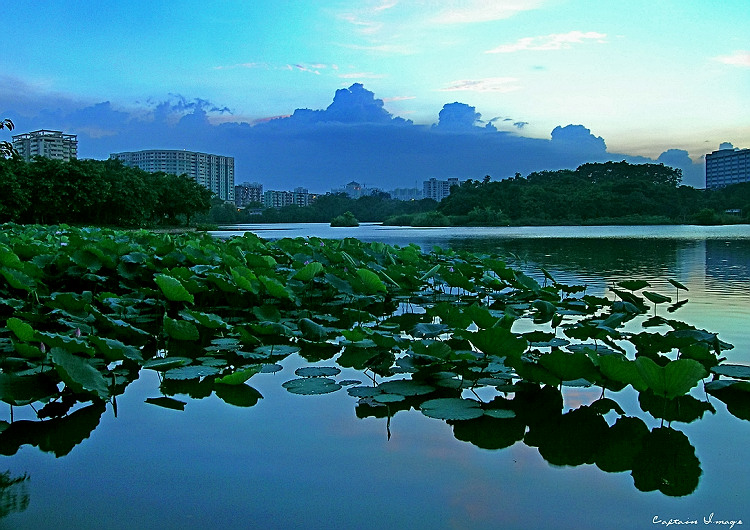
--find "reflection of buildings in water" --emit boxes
[704,240,750,284]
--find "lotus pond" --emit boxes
[1,223,749,529]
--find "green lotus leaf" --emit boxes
[597,354,648,392]
[164,365,221,380]
[215,366,262,385]
[0,244,23,269]
[469,327,527,358]
[163,317,200,341]
[293,261,324,282]
[421,398,484,421]
[154,274,194,303]
[6,317,35,342]
[347,386,383,398]
[617,279,650,291]
[143,357,191,371]
[282,377,342,395]
[411,323,448,339]
[373,393,405,403]
[298,318,328,342]
[295,366,341,378]
[354,268,387,295]
[668,278,689,291]
[484,409,516,419]
[88,336,143,362]
[711,364,750,380]
[539,350,599,384]
[208,337,242,351]
[51,347,109,400]
[635,357,707,399]
[260,363,284,373]
[642,291,671,305]
[252,344,300,356]
[259,276,295,301]
[179,309,230,329]
[0,267,36,291]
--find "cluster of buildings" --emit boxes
[11,129,750,203]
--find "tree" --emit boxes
[1,118,17,158]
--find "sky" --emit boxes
[2,0,749,191]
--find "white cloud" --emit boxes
[486,31,607,53]
[213,62,267,70]
[383,96,416,102]
[338,72,386,79]
[714,50,750,67]
[439,77,520,92]
[431,0,545,24]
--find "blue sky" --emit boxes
[2,1,749,190]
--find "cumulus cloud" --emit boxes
[2,82,705,192]
[713,51,750,67]
[486,31,607,53]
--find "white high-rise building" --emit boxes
[706,145,750,189]
[12,129,78,162]
[423,177,462,202]
[110,149,235,201]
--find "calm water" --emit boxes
[2,224,749,529]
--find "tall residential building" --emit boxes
[423,177,462,202]
[110,149,235,201]
[12,129,78,162]
[263,188,314,209]
[235,182,263,207]
[706,145,750,189]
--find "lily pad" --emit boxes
[711,364,750,380]
[282,377,342,395]
[420,398,484,421]
[164,365,220,380]
[295,366,341,378]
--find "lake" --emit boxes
[2,224,749,529]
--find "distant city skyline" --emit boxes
[2,1,748,191]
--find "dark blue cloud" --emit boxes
[1,82,707,191]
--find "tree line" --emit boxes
[0,156,213,226]
[432,161,749,226]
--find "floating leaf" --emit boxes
[484,409,516,419]
[164,365,220,380]
[421,398,483,421]
[143,357,191,371]
[282,377,342,395]
[295,366,341,378]
[214,384,263,407]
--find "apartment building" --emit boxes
[706,145,750,189]
[12,129,78,162]
[110,149,235,201]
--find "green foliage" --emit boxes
[0,157,212,226]
[0,223,739,498]
[330,210,359,227]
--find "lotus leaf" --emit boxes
[154,274,194,303]
[164,365,221,380]
[295,366,341,378]
[51,347,110,400]
[282,377,342,395]
[421,398,484,421]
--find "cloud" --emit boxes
[713,50,750,67]
[2,81,705,193]
[213,62,267,70]
[431,0,544,24]
[338,72,386,79]
[486,31,607,53]
[439,77,520,92]
[513,121,529,129]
